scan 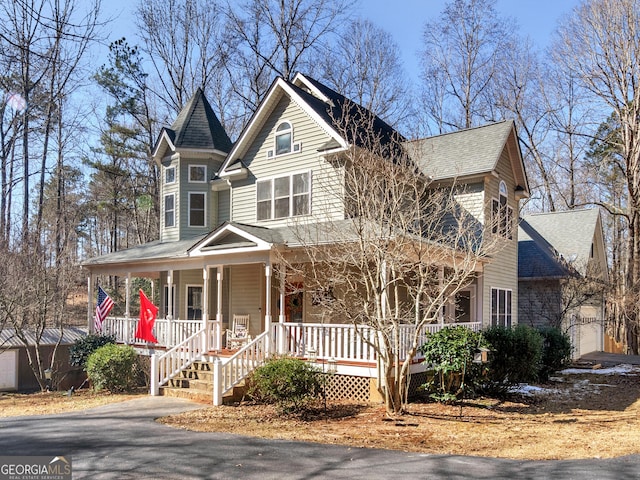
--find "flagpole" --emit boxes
[87,275,94,334]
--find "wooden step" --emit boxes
[159,360,249,404]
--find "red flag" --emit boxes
[135,289,158,343]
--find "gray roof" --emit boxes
[162,88,232,152]
[518,209,600,278]
[405,121,514,180]
[82,235,207,267]
[1,327,87,348]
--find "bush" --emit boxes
[86,344,138,393]
[248,357,322,414]
[419,326,488,402]
[484,325,543,392]
[538,327,572,381]
[69,334,116,369]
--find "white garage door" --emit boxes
[0,350,18,391]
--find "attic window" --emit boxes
[165,166,176,184]
[275,122,292,155]
[189,165,207,183]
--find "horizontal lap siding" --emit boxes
[229,264,263,335]
[232,95,344,226]
[217,189,230,226]
[482,147,519,325]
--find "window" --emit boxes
[165,166,176,184]
[189,165,207,183]
[186,285,203,320]
[164,194,175,228]
[188,192,206,227]
[492,180,513,239]
[491,288,512,327]
[257,172,311,221]
[275,121,292,155]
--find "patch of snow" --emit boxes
[560,364,640,376]
[510,384,559,396]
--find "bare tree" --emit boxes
[419,0,515,133]
[136,0,228,119]
[554,0,640,352]
[224,0,353,115]
[316,18,412,129]
[279,106,501,415]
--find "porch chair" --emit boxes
[226,314,251,350]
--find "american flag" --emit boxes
[95,286,114,332]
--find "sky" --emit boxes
[101,0,582,87]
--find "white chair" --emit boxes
[226,314,251,349]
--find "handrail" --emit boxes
[151,327,206,395]
[213,331,269,406]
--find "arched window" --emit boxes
[275,121,292,155]
[492,180,513,239]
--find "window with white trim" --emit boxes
[164,193,175,228]
[257,172,311,221]
[165,166,176,184]
[491,288,512,327]
[492,180,513,239]
[189,165,206,183]
[188,192,206,227]
[275,121,292,155]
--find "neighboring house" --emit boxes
[518,209,608,358]
[82,73,529,403]
[0,327,87,391]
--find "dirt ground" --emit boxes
[2,366,638,461]
[159,365,640,461]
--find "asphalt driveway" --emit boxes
[0,396,638,479]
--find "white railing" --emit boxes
[279,321,483,364]
[151,328,206,395]
[102,316,221,349]
[213,331,269,406]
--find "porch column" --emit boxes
[380,260,388,319]
[278,265,286,355]
[167,270,174,319]
[216,266,224,350]
[87,274,94,334]
[202,266,209,353]
[265,263,273,355]
[125,273,131,317]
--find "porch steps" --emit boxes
[159,361,248,404]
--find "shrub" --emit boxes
[248,357,322,414]
[69,334,116,370]
[484,325,543,392]
[86,344,138,393]
[419,326,488,402]
[538,327,572,381]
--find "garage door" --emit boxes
[0,350,18,390]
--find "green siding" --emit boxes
[229,264,263,336]
[481,148,519,326]
[231,95,344,226]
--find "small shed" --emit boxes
[0,327,87,391]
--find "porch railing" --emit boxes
[102,316,221,349]
[278,321,482,364]
[213,331,269,406]
[151,327,206,396]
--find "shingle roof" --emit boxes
[82,235,207,267]
[165,88,232,152]
[518,209,600,278]
[404,121,514,180]
[1,327,87,348]
[294,76,404,148]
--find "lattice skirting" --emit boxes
[319,371,429,403]
[322,374,371,403]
